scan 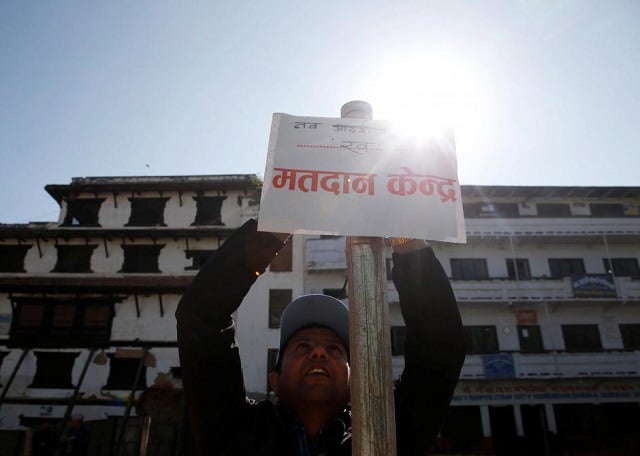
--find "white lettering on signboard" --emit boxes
[258,113,466,242]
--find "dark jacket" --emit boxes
[176,219,464,455]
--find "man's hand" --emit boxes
[391,237,429,254]
[270,232,291,243]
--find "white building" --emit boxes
[1,176,639,455]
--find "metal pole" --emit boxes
[0,348,29,411]
[114,348,148,456]
[343,100,397,456]
[59,349,97,434]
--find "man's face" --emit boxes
[269,327,350,414]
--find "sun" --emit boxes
[360,50,488,141]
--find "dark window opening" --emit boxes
[104,355,147,390]
[0,245,32,272]
[562,324,602,352]
[506,258,531,280]
[537,203,571,217]
[120,245,164,273]
[451,259,489,280]
[548,258,585,278]
[603,258,640,279]
[52,245,97,273]
[185,249,216,270]
[270,240,292,272]
[391,326,407,356]
[517,325,545,353]
[464,326,499,354]
[9,298,114,347]
[192,196,226,226]
[619,324,640,351]
[126,198,169,226]
[269,289,292,329]
[29,351,78,389]
[62,198,105,226]
[589,203,624,217]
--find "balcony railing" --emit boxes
[452,277,640,302]
[392,350,640,380]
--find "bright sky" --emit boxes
[1,1,639,223]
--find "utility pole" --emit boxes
[343,101,397,456]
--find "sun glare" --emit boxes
[362,51,487,142]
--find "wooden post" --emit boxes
[343,101,397,456]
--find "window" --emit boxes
[104,354,147,390]
[464,326,498,354]
[126,198,169,226]
[589,203,624,217]
[548,258,585,278]
[62,198,104,226]
[192,196,226,226]
[391,326,407,356]
[537,203,571,217]
[619,324,640,351]
[517,325,545,353]
[120,245,164,273]
[0,245,31,272]
[451,259,489,280]
[269,289,292,329]
[506,258,531,280]
[267,348,279,392]
[463,203,519,218]
[29,352,78,389]
[10,298,114,347]
[270,240,292,272]
[323,288,347,300]
[185,249,216,270]
[53,245,97,273]
[562,324,602,352]
[603,258,640,279]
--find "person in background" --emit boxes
[32,419,58,456]
[60,414,89,456]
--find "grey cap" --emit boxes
[276,294,349,366]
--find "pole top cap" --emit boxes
[341,100,373,119]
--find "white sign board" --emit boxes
[258,114,466,242]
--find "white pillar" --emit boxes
[544,403,557,433]
[480,405,492,437]
[513,404,524,437]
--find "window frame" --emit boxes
[506,258,532,280]
[126,197,169,227]
[548,258,585,279]
[268,289,292,329]
[29,351,79,389]
[561,324,603,352]
[9,298,114,348]
[463,325,499,354]
[104,354,148,390]
[451,258,489,280]
[0,245,32,272]
[191,196,226,226]
[62,198,105,226]
[120,244,164,273]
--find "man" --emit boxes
[177,219,464,455]
[60,414,89,456]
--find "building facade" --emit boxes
[1,177,639,454]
